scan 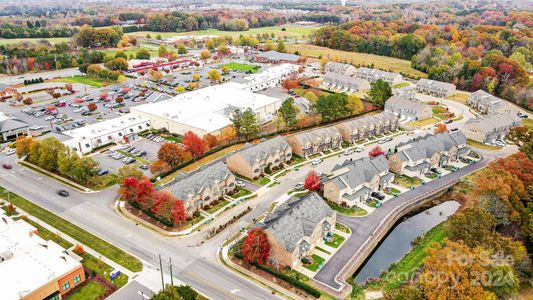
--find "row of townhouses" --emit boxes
[322,72,370,93]
[463,113,521,144]
[415,79,456,98]
[287,127,343,157]
[324,62,357,76]
[354,67,403,85]
[467,90,519,115]
[384,96,433,121]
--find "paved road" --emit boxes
[0,68,81,85]
[313,146,518,290]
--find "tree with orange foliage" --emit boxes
[242,228,270,265]
[281,78,299,92]
[489,152,533,187]
[203,133,219,149]
[434,123,448,134]
[220,126,237,144]
[157,143,192,168]
[182,131,205,158]
[149,160,171,175]
[368,146,385,158]
[87,102,97,112]
[16,136,33,157]
[73,244,85,255]
[304,171,321,191]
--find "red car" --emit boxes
[2,163,12,169]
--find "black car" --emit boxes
[371,191,385,200]
[444,119,453,124]
[57,190,69,197]
[138,151,147,157]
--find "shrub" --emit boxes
[73,244,85,255]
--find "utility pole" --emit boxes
[169,257,174,286]
[159,254,164,289]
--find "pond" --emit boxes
[353,200,460,283]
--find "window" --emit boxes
[62,281,70,291]
[73,275,81,284]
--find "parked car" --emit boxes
[236,181,246,187]
[371,191,385,200]
[29,125,44,130]
[343,150,354,156]
[2,163,12,169]
[97,169,109,176]
[6,149,16,155]
[378,139,387,144]
[450,128,459,132]
[444,119,453,124]
[430,168,442,175]
[57,190,69,197]
[311,159,322,165]
[139,164,149,170]
[355,146,364,152]
[294,182,305,190]
[494,140,506,147]
[517,112,528,119]
[119,144,130,150]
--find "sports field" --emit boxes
[286,44,427,79]
[223,62,260,73]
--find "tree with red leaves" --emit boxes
[242,228,270,265]
[281,78,299,92]
[182,131,205,158]
[118,177,139,202]
[171,200,187,225]
[203,133,219,149]
[157,142,192,167]
[368,146,385,158]
[87,102,97,112]
[434,123,448,134]
[152,190,176,222]
[304,170,321,191]
[136,179,154,210]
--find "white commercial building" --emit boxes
[131,84,282,136]
[62,114,150,153]
[225,63,299,92]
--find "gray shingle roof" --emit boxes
[324,62,355,73]
[0,118,28,133]
[416,78,455,92]
[237,135,290,165]
[291,126,340,145]
[385,96,430,116]
[262,192,334,253]
[256,50,300,62]
[394,132,467,162]
[337,111,398,133]
[167,161,232,200]
[329,155,389,190]
[355,67,401,82]
[464,114,521,134]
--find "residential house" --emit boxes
[226,136,292,179]
[0,112,29,142]
[415,79,456,98]
[322,72,370,92]
[387,132,469,177]
[286,127,342,157]
[335,112,399,144]
[254,51,300,64]
[324,62,357,76]
[323,155,394,207]
[354,67,403,85]
[393,85,416,101]
[462,113,521,144]
[261,192,336,267]
[384,96,432,121]
[166,161,236,215]
[467,90,519,115]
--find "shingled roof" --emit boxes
[167,161,233,200]
[394,132,467,162]
[237,135,290,165]
[262,193,334,253]
[328,155,389,190]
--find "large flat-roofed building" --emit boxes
[0,211,85,300]
[416,79,456,98]
[354,67,403,85]
[131,84,282,137]
[62,114,150,153]
[0,111,29,142]
[254,50,300,64]
[224,64,299,92]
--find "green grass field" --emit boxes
[101,47,159,58]
[446,92,470,104]
[53,75,116,88]
[326,200,368,216]
[68,281,106,300]
[0,37,70,46]
[466,139,502,151]
[0,186,143,272]
[285,44,427,79]
[80,252,129,288]
[394,175,423,189]
[223,62,260,73]
[522,118,533,131]
[303,254,326,272]
[325,233,345,248]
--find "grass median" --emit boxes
[0,185,143,272]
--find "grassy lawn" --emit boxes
[315,246,332,255]
[425,172,438,179]
[230,187,252,199]
[254,176,271,186]
[394,175,423,189]
[392,82,410,88]
[406,117,439,128]
[223,62,260,73]
[0,186,143,272]
[335,222,351,234]
[367,199,379,208]
[205,199,230,214]
[432,106,452,120]
[286,44,427,79]
[303,254,326,272]
[80,252,129,288]
[326,200,367,216]
[53,75,117,88]
[0,37,70,46]
[274,169,290,178]
[289,154,306,166]
[88,173,118,191]
[67,281,106,300]
[381,223,446,290]
[325,233,345,248]
[384,187,401,196]
[24,218,74,249]
[522,118,533,131]
[101,47,158,58]
[446,92,470,104]
[126,25,319,40]
[161,135,182,143]
[466,139,502,151]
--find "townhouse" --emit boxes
[322,72,370,92]
[467,90,518,115]
[324,62,357,76]
[166,161,236,215]
[384,96,432,121]
[462,113,521,144]
[387,132,469,177]
[254,51,300,64]
[323,155,394,207]
[286,126,342,157]
[335,112,399,144]
[226,136,292,179]
[354,67,403,85]
[415,79,456,98]
[393,85,416,101]
[260,192,336,267]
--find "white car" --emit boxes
[6,149,16,155]
[355,146,364,152]
[294,182,305,190]
[311,159,322,165]
[494,140,506,147]
[30,125,44,130]
[343,150,354,156]
[119,144,130,150]
[45,116,55,121]
[235,181,246,187]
